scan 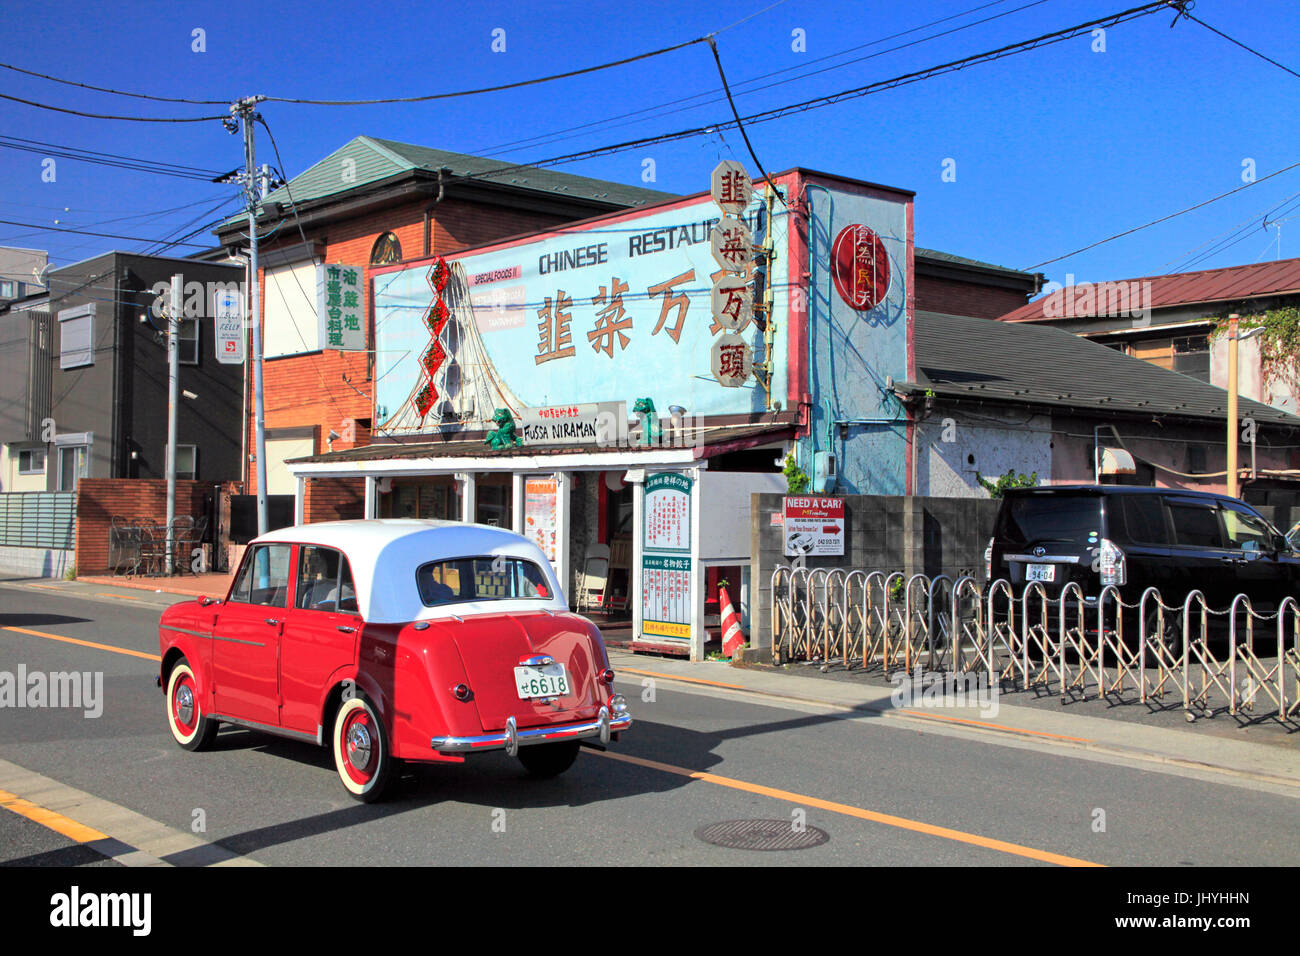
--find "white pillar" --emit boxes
[511,472,524,533]
[294,475,305,525]
[689,466,704,662]
[555,472,571,607]
[364,475,377,519]
[458,471,476,523]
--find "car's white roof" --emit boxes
[250,519,566,622]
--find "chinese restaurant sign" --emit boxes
[371,189,789,435]
[517,401,626,447]
[643,472,691,552]
[317,264,365,351]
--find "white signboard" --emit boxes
[710,216,753,273]
[214,288,244,364]
[710,273,753,332]
[524,477,558,564]
[517,401,626,447]
[783,497,846,557]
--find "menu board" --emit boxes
[524,477,558,564]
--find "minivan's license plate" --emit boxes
[515,663,569,699]
[1027,564,1055,582]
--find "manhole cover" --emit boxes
[695,818,829,851]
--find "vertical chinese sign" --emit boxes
[317,264,366,351]
[524,477,558,566]
[641,472,693,642]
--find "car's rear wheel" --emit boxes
[166,659,217,751]
[517,740,580,778]
[332,694,394,802]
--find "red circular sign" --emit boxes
[831,225,890,312]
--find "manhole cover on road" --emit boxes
[695,819,829,851]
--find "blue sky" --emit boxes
[2,0,1298,294]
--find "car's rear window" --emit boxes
[416,556,552,607]
[999,494,1102,547]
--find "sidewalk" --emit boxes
[77,572,234,599]
[608,649,1300,787]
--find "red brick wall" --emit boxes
[76,478,213,574]
[916,275,1031,320]
[303,477,365,523]
[244,197,572,496]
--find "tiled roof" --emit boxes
[1001,257,1300,323]
[218,136,676,230]
[905,311,1300,427]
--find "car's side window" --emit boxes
[230,544,292,608]
[295,546,360,614]
[1221,505,1272,552]
[1167,501,1224,548]
[1118,495,1171,545]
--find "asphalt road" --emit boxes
[1,579,1297,868]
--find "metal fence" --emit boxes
[0,491,76,550]
[770,566,1300,724]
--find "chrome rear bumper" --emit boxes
[431,706,632,756]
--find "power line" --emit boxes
[706,38,786,207]
[0,90,227,123]
[0,59,229,104]
[0,217,213,247]
[472,0,1050,158]
[1026,159,1300,270]
[451,0,1181,188]
[262,36,712,106]
[1183,10,1300,80]
[0,134,225,181]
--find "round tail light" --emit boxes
[452,683,471,701]
[599,668,615,684]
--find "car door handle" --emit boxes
[337,625,356,633]
[264,618,281,625]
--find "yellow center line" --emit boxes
[620,666,1094,744]
[96,592,141,601]
[593,750,1103,867]
[0,788,108,844]
[2,626,161,662]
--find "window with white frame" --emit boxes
[57,443,89,490]
[18,449,45,474]
[0,280,15,298]
[263,260,320,358]
[58,303,95,369]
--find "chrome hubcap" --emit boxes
[175,684,194,725]
[346,722,372,770]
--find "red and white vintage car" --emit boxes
[158,519,631,801]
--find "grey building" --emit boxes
[0,252,245,491]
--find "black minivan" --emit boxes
[986,486,1300,648]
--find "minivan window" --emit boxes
[1220,505,1272,552]
[1116,495,1171,545]
[1000,494,1101,547]
[1167,501,1223,548]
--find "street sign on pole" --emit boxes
[214,288,244,364]
[710,160,752,217]
[710,216,753,273]
[710,333,752,387]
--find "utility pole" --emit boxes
[232,96,269,535]
[1227,313,1239,499]
[165,274,182,575]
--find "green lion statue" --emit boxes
[632,397,661,445]
[485,407,522,449]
